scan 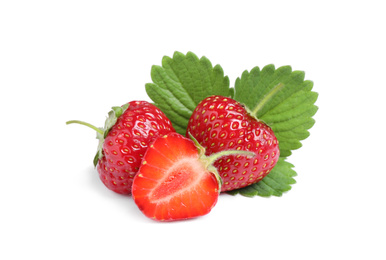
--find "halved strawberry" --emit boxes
[132,132,254,221]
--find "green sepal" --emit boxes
[92,104,130,167]
[93,148,101,167]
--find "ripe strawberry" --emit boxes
[67,101,175,194]
[186,95,280,192]
[132,132,253,221]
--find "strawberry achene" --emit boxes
[186,95,280,192]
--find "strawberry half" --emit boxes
[186,95,280,192]
[67,101,175,194]
[132,132,254,221]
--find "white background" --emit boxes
[1,0,385,259]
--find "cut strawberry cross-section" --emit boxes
[132,132,254,221]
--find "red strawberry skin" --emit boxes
[97,101,175,195]
[132,133,220,221]
[186,95,280,192]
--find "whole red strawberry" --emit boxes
[132,132,254,221]
[67,101,175,194]
[186,95,280,192]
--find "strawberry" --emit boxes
[67,101,175,194]
[132,132,254,221]
[186,95,280,192]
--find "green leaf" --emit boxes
[145,52,318,198]
[227,158,297,197]
[145,51,231,135]
[234,64,318,158]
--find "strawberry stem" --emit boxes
[204,150,255,169]
[66,120,104,135]
[188,131,255,190]
[251,82,285,117]
[187,132,206,156]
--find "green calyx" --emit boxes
[66,104,130,167]
[187,132,255,190]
